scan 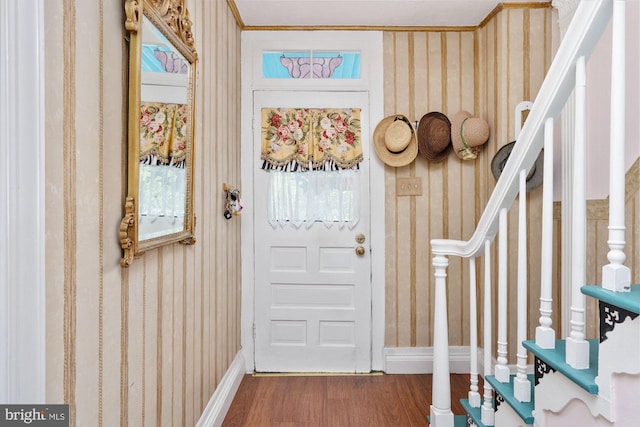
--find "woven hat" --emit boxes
[373,114,418,167]
[491,141,544,192]
[417,112,452,163]
[451,110,490,160]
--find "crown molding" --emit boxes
[226,0,244,28]
[227,1,551,32]
[479,2,552,28]
[240,25,478,32]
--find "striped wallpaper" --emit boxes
[39,1,639,425]
[382,4,640,360]
[44,0,241,426]
[382,5,555,360]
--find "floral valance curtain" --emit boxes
[261,107,362,171]
[140,102,188,167]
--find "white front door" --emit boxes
[253,91,372,373]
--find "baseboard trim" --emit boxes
[383,346,474,374]
[195,351,246,427]
[383,346,536,378]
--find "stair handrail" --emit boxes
[431,0,613,259]
[429,2,616,424]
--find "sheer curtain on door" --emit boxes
[267,169,360,229]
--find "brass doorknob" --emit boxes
[355,246,365,256]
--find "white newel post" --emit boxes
[495,208,510,382]
[430,254,454,427]
[536,117,556,349]
[566,56,589,370]
[468,257,481,408]
[514,171,531,402]
[602,0,631,292]
[481,240,494,427]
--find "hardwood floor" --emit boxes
[222,373,475,426]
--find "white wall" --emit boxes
[585,0,640,199]
[0,0,46,404]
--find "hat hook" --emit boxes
[515,100,532,139]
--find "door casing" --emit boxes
[240,30,386,372]
[252,91,372,372]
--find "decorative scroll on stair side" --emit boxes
[600,301,639,343]
[535,357,557,386]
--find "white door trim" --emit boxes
[0,0,46,403]
[240,31,385,372]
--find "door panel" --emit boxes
[253,91,371,372]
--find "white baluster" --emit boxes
[468,257,481,408]
[555,0,579,342]
[602,0,631,292]
[495,208,510,382]
[430,254,454,427]
[536,117,556,349]
[481,240,494,427]
[514,170,531,402]
[566,56,589,370]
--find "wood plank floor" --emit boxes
[222,373,475,426]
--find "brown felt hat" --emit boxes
[451,110,490,160]
[491,141,544,192]
[373,115,418,167]
[417,112,452,163]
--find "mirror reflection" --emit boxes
[138,15,190,241]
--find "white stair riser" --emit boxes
[494,401,531,427]
[534,370,611,425]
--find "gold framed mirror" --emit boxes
[121,0,198,267]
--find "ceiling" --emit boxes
[231,0,550,28]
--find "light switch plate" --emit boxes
[396,177,422,196]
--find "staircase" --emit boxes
[428,1,638,426]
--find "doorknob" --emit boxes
[355,246,365,256]
[355,234,366,244]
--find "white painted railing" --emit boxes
[429,1,630,425]
[481,240,493,426]
[602,0,632,292]
[536,118,555,350]
[566,55,590,370]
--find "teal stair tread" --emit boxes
[453,415,467,427]
[523,339,599,393]
[426,414,467,426]
[485,374,535,424]
[582,284,640,314]
[460,398,487,427]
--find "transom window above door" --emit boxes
[262,51,361,79]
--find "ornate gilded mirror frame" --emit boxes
[121,0,198,267]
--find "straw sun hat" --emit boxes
[417,112,452,163]
[451,110,490,160]
[373,114,418,167]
